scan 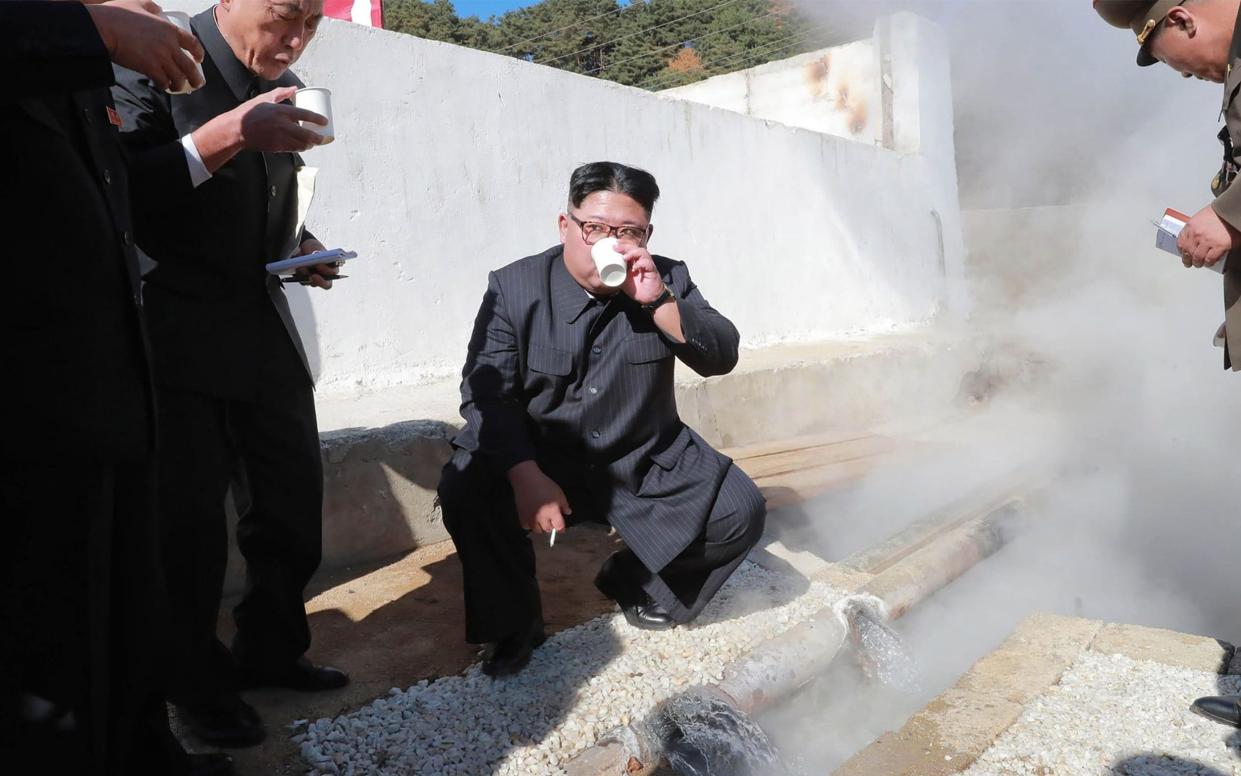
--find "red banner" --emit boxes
[324,0,382,28]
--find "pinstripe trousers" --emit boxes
[438,449,766,643]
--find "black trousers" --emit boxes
[0,460,184,775]
[155,381,323,707]
[438,450,766,644]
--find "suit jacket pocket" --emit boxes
[638,425,709,499]
[527,343,572,376]
[649,425,693,470]
[627,333,672,364]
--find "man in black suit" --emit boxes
[1,1,229,773]
[111,0,346,748]
[439,162,767,677]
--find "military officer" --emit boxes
[1096,0,1241,727]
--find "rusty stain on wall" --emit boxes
[803,53,831,98]
[670,39,880,146]
[801,50,869,137]
[849,101,869,135]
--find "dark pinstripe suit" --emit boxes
[439,245,766,643]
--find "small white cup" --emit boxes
[591,237,628,288]
[161,12,204,95]
[293,87,335,144]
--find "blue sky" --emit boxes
[451,0,538,19]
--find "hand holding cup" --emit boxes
[618,245,664,304]
[231,86,328,154]
[86,0,204,93]
[293,88,335,145]
[159,11,205,94]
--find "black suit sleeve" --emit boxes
[454,272,537,474]
[663,261,740,378]
[0,1,114,101]
[110,65,194,237]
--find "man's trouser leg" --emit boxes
[1,460,180,774]
[156,388,239,707]
[229,380,323,671]
[629,463,767,624]
[438,448,544,645]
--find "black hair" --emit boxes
[568,162,661,216]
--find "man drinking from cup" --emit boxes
[438,162,766,677]
[110,0,345,748]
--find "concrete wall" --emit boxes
[663,39,881,146]
[159,5,967,402]
[663,14,967,320]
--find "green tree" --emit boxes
[384,0,824,91]
[385,0,500,48]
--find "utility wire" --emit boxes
[583,6,781,76]
[646,32,829,90]
[535,0,741,67]
[638,21,833,90]
[638,18,836,90]
[498,3,630,54]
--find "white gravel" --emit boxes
[296,561,842,775]
[963,651,1241,776]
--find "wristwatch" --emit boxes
[640,283,674,313]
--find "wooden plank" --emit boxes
[752,458,879,509]
[736,436,901,480]
[725,431,881,462]
[723,413,966,463]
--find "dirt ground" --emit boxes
[196,525,625,775]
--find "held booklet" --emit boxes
[265,248,358,275]
[1155,208,1228,274]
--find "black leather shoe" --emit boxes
[177,698,266,748]
[595,554,676,631]
[239,657,350,692]
[184,752,235,776]
[620,598,676,631]
[1192,695,1241,727]
[482,624,547,678]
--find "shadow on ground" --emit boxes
[200,525,625,775]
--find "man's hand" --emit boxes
[1178,204,1239,268]
[618,244,685,341]
[192,86,327,173]
[86,0,204,93]
[230,86,327,154]
[618,245,664,304]
[507,461,570,535]
[290,238,337,289]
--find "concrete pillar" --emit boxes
[877,12,972,318]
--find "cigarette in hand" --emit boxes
[549,528,557,548]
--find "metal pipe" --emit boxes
[563,495,1030,775]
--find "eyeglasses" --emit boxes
[567,212,650,246]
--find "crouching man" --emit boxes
[438,161,766,677]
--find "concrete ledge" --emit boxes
[319,420,457,566]
[676,331,984,450]
[1089,622,1234,674]
[834,613,1236,775]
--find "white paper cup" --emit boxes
[293,87,335,144]
[161,12,204,95]
[591,237,627,287]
